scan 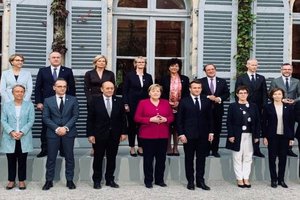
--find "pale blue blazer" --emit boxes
[0,101,35,153]
[0,69,33,103]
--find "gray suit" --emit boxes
[42,95,79,181]
[269,77,300,102]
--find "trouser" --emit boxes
[232,133,253,180]
[142,139,168,185]
[6,140,28,182]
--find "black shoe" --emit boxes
[237,184,245,188]
[37,151,47,158]
[212,152,221,158]
[196,182,211,190]
[287,150,297,157]
[93,182,101,189]
[271,181,277,188]
[278,181,288,188]
[145,183,153,188]
[253,151,265,158]
[42,181,53,190]
[187,182,195,190]
[5,182,15,190]
[66,181,76,189]
[106,181,119,188]
[154,182,167,187]
[130,151,137,157]
[137,151,143,156]
[244,184,251,188]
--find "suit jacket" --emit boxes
[160,74,190,100]
[0,101,35,153]
[0,69,33,102]
[262,103,295,140]
[235,73,268,111]
[84,69,115,104]
[199,77,230,132]
[35,66,76,104]
[177,95,213,140]
[269,77,300,102]
[42,95,79,138]
[122,71,153,114]
[87,95,127,140]
[226,102,260,151]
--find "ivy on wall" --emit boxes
[50,0,68,55]
[234,0,255,76]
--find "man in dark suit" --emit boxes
[87,81,127,189]
[270,63,300,157]
[35,51,76,157]
[199,64,229,157]
[42,78,79,190]
[177,80,214,190]
[235,58,267,158]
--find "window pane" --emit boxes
[156,0,185,9]
[118,0,147,8]
[117,20,147,56]
[155,21,184,57]
[293,25,300,60]
[294,1,300,12]
[292,62,300,79]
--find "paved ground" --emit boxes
[1,180,300,200]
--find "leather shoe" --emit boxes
[42,181,53,190]
[37,151,47,158]
[145,183,153,188]
[66,181,76,189]
[93,182,101,189]
[130,152,137,157]
[253,151,265,158]
[19,181,26,190]
[6,182,15,190]
[154,182,167,187]
[187,183,195,190]
[106,181,119,188]
[196,182,210,190]
[212,152,221,158]
[271,181,277,188]
[287,150,297,157]
[137,151,143,156]
[278,181,288,188]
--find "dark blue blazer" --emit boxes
[160,75,190,100]
[226,102,260,151]
[177,95,213,139]
[122,71,153,114]
[42,95,79,138]
[235,73,267,111]
[87,95,127,140]
[262,103,295,140]
[35,66,76,104]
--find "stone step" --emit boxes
[0,147,299,182]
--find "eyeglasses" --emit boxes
[136,61,145,63]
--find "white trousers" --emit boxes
[232,133,253,180]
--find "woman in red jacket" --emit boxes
[134,84,174,188]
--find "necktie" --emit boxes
[53,68,58,81]
[285,78,289,91]
[106,98,111,117]
[59,97,64,113]
[195,97,200,110]
[209,78,214,94]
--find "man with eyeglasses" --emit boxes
[35,51,76,158]
[270,63,300,157]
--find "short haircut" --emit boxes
[12,84,25,93]
[189,80,202,87]
[168,58,182,74]
[281,63,292,68]
[54,77,67,86]
[9,54,25,65]
[236,85,249,94]
[148,84,163,93]
[203,63,216,71]
[269,87,285,102]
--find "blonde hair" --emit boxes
[9,54,25,65]
[148,84,163,93]
[133,56,147,69]
[93,55,107,68]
